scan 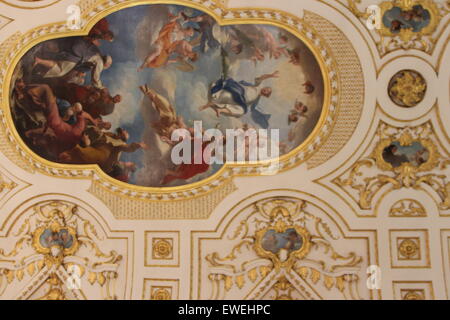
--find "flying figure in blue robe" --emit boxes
[199,48,279,129]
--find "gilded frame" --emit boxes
[378,0,441,41]
[32,222,79,256]
[372,132,439,174]
[254,221,311,271]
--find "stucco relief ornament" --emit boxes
[335,122,450,212]
[389,199,426,217]
[398,239,419,259]
[205,198,363,300]
[388,70,427,108]
[0,201,122,300]
[342,0,448,55]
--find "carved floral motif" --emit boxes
[0,200,123,300]
[334,122,450,212]
[205,198,364,300]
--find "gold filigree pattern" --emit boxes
[389,199,426,217]
[0,200,124,300]
[402,289,425,300]
[334,122,450,212]
[152,239,173,260]
[393,281,434,300]
[303,11,364,169]
[388,70,427,107]
[342,0,449,55]
[398,238,420,260]
[203,198,365,300]
[151,287,172,300]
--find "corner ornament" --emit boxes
[206,198,363,300]
[334,122,450,212]
[0,201,122,300]
[342,0,448,54]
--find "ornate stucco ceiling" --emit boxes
[0,0,448,300]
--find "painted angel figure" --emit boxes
[181,12,220,53]
[213,25,288,65]
[139,85,213,185]
[138,12,199,72]
[139,84,188,144]
[199,49,279,129]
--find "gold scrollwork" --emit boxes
[389,199,426,217]
[254,222,311,271]
[343,0,448,54]
[205,198,364,299]
[372,132,438,174]
[388,70,427,108]
[377,0,441,41]
[0,200,123,300]
[32,223,79,257]
[335,122,450,211]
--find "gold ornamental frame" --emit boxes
[254,221,311,271]
[377,0,442,42]
[32,222,79,256]
[372,132,439,174]
[0,0,335,201]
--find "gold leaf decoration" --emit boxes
[248,268,258,283]
[16,269,24,281]
[224,276,233,291]
[310,269,321,284]
[37,260,45,271]
[97,272,106,286]
[27,263,35,277]
[88,272,97,285]
[235,275,245,289]
[6,270,14,283]
[259,266,271,278]
[324,276,334,290]
[336,276,345,292]
[297,266,309,279]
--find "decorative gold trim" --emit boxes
[372,133,439,174]
[389,199,427,217]
[377,0,441,42]
[32,223,79,257]
[254,222,311,271]
[142,278,179,300]
[0,198,131,299]
[392,280,434,300]
[0,14,13,32]
[397,237,421,260]
[388,70,427,108]
[389,229,431,269]
[333,122,450,212]
[195,193,376,300]
[145,231,180,267]
[303,10,364,169]
[342,0,448,55]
